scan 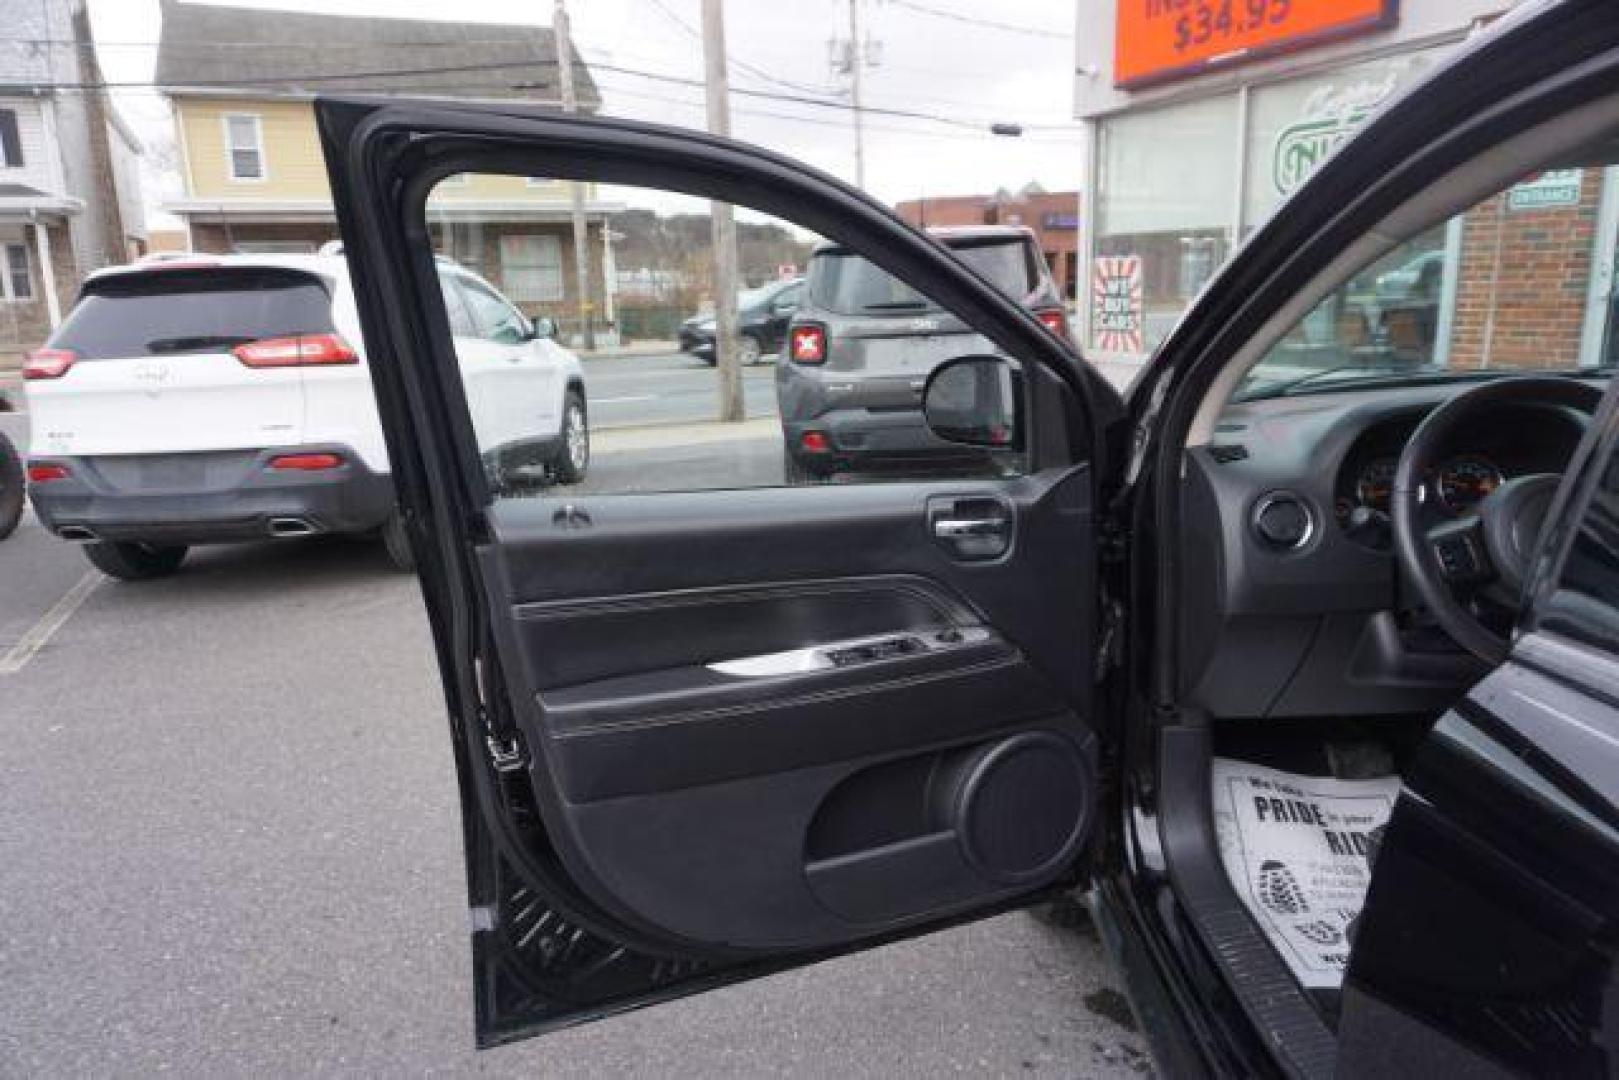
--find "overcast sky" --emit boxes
[86,0,1082,229]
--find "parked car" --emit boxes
[677,276,803,365]
[23,252,586,579]
[0,426,21,541]
[777,225,1071,481]
[1374,248,1445,300]
[319,2,1619,1071]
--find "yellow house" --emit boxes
[154,0,620,331]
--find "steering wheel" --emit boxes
[1391,376,1602,665]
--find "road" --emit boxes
[0,381,1151,1076]
[583,349,780,430]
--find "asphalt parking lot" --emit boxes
[0,352,1151,1077]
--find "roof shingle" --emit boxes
[154,0,600,107]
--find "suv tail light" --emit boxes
[1034,309,1069,338]
[789,324,827,364]
[233,333,358,368]
[268,452,344,471]
[23,348,77,380]
[27,462,71,483]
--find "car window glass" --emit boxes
[426,177,1036,498]
[1538,421,1619,654]
[438,272,477,337]
[458,276,529,345]
[48,267,334,360]
[810,239,1036,316]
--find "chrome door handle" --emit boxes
[933,517,1009,539]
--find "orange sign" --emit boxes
[1115,0,1396,89]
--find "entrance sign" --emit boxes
[1092,255,1144,354]
[1115,0,1397,89]
[1508,169,1584,211]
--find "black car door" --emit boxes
[1336,382,1619,1075]
[763,281,802,351]
[317,100,1125,1046]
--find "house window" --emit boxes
[224,114,265,180]
[3,243,32,301]
[0,109,21,167]
[499,233,565,302]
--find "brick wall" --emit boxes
[1448,170,1601,369]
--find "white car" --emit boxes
[23,251,588,579]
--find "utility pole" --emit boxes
[702,0,744,422]
[846,0,866,190]
[554,0,596,351]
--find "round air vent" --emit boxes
[1252,492,1316,550]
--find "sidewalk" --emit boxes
[576,339,679,361]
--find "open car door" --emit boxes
[316,99,1126,1045]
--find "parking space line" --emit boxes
[0,570,104,676]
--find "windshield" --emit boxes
[737,280,793,309]
[1234,163,1617,401]
[809,237,1039,315]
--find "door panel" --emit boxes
[318,98,1123,1046]
[475,470,1097,953]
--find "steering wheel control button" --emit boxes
[1252,493,1315,550]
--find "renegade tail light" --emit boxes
[1035,309,1069,338]
[23,348,77,380]
[789,324,827,364]
[234,333,358,368]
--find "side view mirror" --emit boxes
[922,355,1022,449]
[531,316,557,341]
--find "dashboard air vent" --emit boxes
[1208,444,1249,464]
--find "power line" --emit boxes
[6,55,1010,131]
[593,75,1075,144]
[10,30,1076,127]
[883,0,1062,39]
[637,0,832,97]
[2,57,563,90]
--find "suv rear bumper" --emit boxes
[782,410,993,475]
[28,445,395,545]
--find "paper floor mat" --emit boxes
[1211,757,1401,989]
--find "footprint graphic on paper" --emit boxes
[1295,920,1344,946]
[1256,860,1309,916]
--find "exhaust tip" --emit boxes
[266,517,318,538]
[56,525,98,542]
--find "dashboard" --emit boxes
[1333,408,1585,540]
[1179,378,1598,721]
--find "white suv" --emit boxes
[24,252,588,579]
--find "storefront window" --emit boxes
[1242,51,1447,234]
[1093,94,1238,355]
